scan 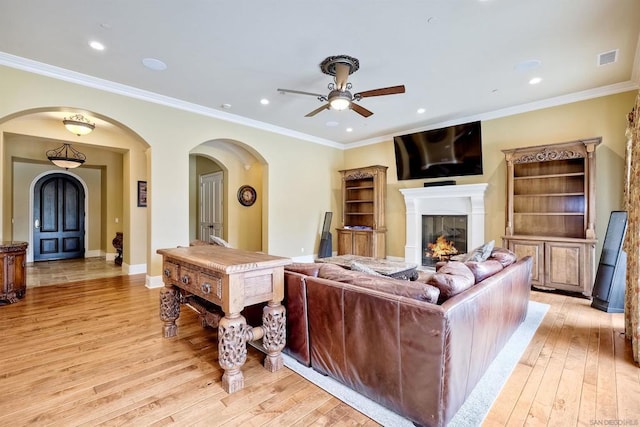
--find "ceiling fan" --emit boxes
[277,55,405,118]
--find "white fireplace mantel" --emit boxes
[399,183,488,266]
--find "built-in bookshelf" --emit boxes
[502,138,600,295]
[337,165,387,258]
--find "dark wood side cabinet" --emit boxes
[0,241,28,304]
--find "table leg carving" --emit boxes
[262,302,286,372]
[218,314,248,393]
[160,286,180,338]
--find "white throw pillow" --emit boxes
[210,235,232,248]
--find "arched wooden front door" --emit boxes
[33,173,85,261]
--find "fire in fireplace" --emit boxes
[422,215,468,267]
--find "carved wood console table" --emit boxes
[157,245,292,393]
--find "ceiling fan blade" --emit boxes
[334,63,350,91]
[351,103,374,118]
[277,88,326,98]
[305,103,330,117]
[355,85,406,98]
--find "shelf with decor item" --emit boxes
[502,138,600,295]
[337,165,387,258]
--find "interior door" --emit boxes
[199,172,223,242]
[33,173,85,261]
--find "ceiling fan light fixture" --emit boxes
[63,114,95,136]
[328,90,352,111]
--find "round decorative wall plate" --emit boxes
[237,185,257,206]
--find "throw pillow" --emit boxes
[209,235,232,248]
[461,240,495,262]
[350,261,384,276]
[427,261,475,302]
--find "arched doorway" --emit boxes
[33,173,85,261]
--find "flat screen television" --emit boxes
[393,121,483,180]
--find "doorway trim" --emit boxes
[28,170,91,263]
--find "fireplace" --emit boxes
[400,184,488,268]
[423,215,467,267]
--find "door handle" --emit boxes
[34,219,40,229]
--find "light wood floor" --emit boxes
[1,259,638,426]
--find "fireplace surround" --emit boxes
[400,183,488,268]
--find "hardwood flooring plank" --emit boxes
[595,311,619,421]
[1,261,637,427]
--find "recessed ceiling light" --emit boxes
[221,103,232,109]
[417,108,426,114]
[89,41,105,51]
[142,58,167,71]
[260,98,270,105]
[529,77,542,85]
[346,127,353,132]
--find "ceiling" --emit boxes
[1,1,639,147]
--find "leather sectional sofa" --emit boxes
[247,250,533,426]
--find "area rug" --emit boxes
[281,300,549,426]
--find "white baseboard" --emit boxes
[126,263,147,275]
[292,254,316,263]
[105,252,117,261]
[86,249,102,258]
[146,275,164,289]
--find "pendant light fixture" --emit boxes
[63,113,95,136]
[46,143,86,169]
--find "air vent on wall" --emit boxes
[598,49,618,66]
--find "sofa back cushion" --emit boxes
[318,263,440,303]
[489,247,517,267]
[285,262,321,277]
[465,259,504,283]
[427,261,475,302]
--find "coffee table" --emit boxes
[316,255,419,281]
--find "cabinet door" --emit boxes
[352,231,372,257]
[337,230,353,255]
[545,241,583,291]
[506,239,544,286]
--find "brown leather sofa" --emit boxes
[272,253,533,427]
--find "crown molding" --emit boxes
[0,52,343,149]
[346,80,640,149]
[2,51,637,152]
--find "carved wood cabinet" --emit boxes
[0,241,28,304]
[502,138,600,296]
[337,165,387,258]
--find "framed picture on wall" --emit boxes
[137,181,147,207]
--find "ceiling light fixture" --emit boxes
[260,98,270,105]
[46,143,86,169]
[89,41,105,51]
[328,90,352,111]
[529,77,542,85]
[63,114,95,136]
